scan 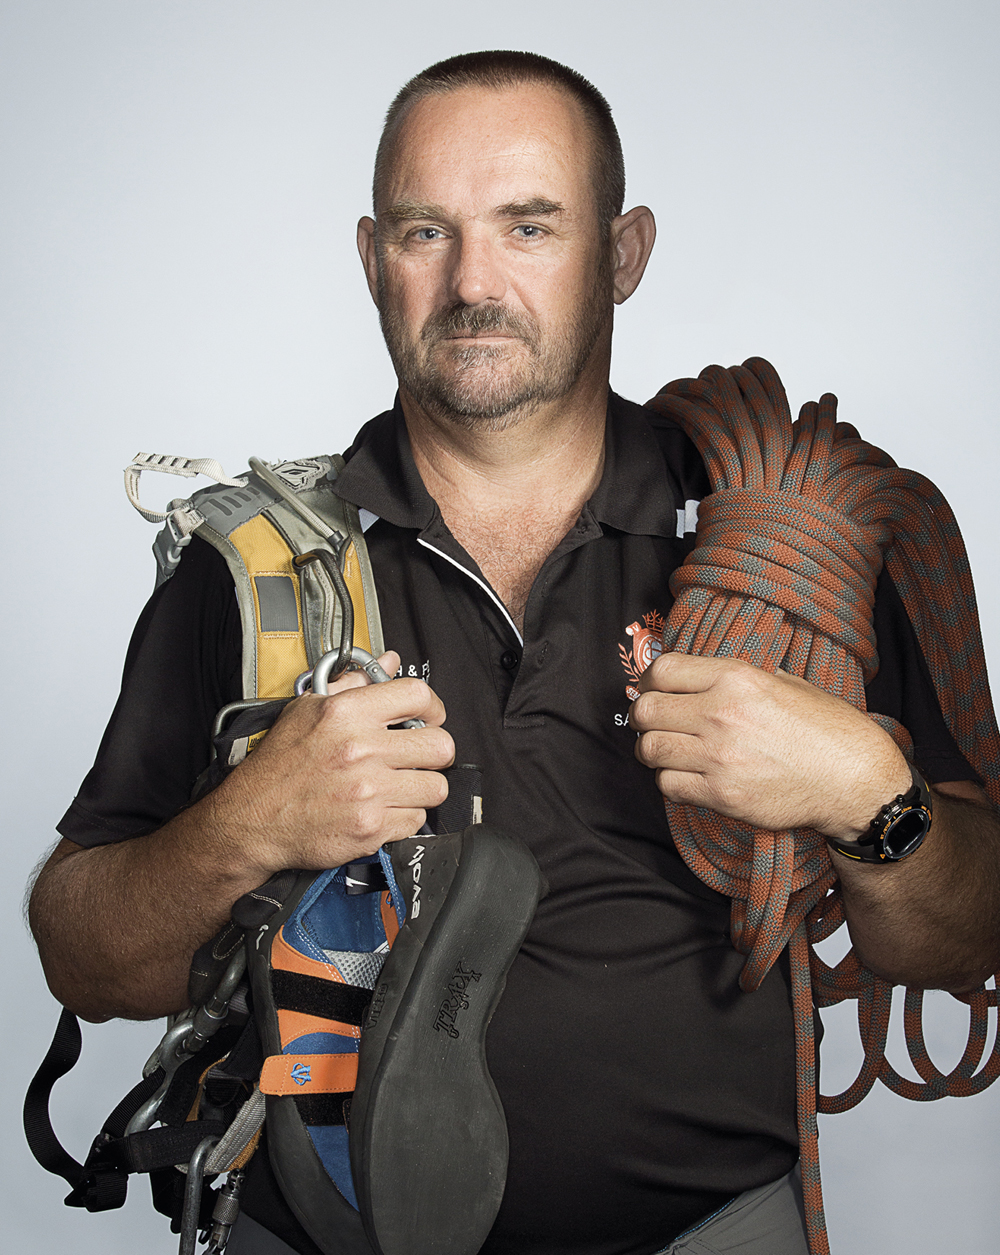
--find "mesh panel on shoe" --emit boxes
[322,949,386,990]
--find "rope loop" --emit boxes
[646,357,1000,1255]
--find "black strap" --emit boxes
[293,1091,352,1126]
[120,1120,228,1174]
[343,860,388,895]
[23,1008,86,1186]
[271,969,371,1025]
[25,1009,231,1213]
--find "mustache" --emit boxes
[420,302,537,345]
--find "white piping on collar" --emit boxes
[416,537,524,646]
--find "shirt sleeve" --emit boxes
[57,537,243,848]
[865,566,981,785]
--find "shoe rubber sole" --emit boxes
[350,824,544,1255]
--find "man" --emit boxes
[29,50,1000,1255]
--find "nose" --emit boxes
[448,230,507,307]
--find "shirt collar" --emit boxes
[586,391,681,538]
[334,390,680,540]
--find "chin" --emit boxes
[422,356,541,425]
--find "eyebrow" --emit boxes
[380,196,567,224]
[492,197,565,218]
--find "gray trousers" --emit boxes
[653,1166,807,1255]
[227,1166,808,1255]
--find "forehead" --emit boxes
[383,82,595,215]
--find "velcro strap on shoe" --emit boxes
[343,861,389,895]
[292,1093,353,1126]
[278,1008,360,1047]
[260,1054,359,1097]
[272,969,371,1025]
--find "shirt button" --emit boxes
[500,649,519,671]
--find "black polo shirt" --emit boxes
[59,393,976,1255]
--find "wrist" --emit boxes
[819,756,914,844]
[826,765,933,864]
[190,781,284,886]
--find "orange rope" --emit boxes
[645,358,1000,1255]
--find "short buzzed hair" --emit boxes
[373,50,626,233]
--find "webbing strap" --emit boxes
[124,453,247,528]
[23,1008,234,1212]
[23,1009,86,1186]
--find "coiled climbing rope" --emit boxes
[644,358,1000,1255]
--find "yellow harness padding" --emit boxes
[131,453,384,704]
[230,513,310,700]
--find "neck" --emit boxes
[400,367,610,631]
[401,366,609,516]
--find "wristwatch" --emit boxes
[826,766,933,864]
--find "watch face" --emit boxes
[883,807,931,859]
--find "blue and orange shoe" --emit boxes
[248,826,543,1255]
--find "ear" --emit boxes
[610,206,656,305]
[357,216,380,306]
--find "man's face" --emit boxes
[369,83,614,430]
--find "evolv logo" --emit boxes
[433,961,482,1039]
[408,844,425,919]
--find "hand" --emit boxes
[630,653,912,842]
[207,651,455,875]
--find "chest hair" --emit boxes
[444,503,582,633]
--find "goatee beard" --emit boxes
[377,257,613,433]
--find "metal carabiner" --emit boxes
[178,1134,221,1255]
[297,646,425,729]
[125,948,248,1136]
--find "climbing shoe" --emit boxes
[248,825,543,1255]
[352,824,544,1255]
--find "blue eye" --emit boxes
[515,224,542,239]
[415,227,442,241]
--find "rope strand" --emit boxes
[645,358,1000,1255]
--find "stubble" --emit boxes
[376,248,614,433]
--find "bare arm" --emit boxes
[631,654,1000,992]
[29,655,454,1022]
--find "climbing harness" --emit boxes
[25,450,391,1249]
[645,358,1000,1255]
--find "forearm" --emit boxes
[29,793,274,1023]
[30,672,452,1022]
[838,785,1000,992]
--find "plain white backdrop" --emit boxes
[2,2,997,1251]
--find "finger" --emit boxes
[652,768,716,810]
[322,674,448,729]
[637,652,745,696]
[380,767,451,811]
[634,728,704,772]
[371,725,456,772]
[629,690,705,736]
[380,811,431,843]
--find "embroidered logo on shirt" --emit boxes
[619,611,666,701]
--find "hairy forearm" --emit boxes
[29,673,452,1023]
[29,794,272,1022]
[838,786,1000,992]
